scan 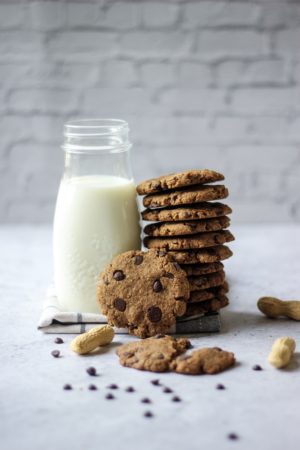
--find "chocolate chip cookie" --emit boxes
[144,230,235,251]
[137,169,224,195]
[167,245,233,264]
[182,262,224,276]
[143,185,228,209]
[116,335,191,372]
[188,271,226,292]
[171,347,235,375]
[189,282,229,303]
[184,295,229,316]
[97,249,190,338]
[144,217,230,237]
[142,202,232,222]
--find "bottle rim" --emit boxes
[63,118,130,153]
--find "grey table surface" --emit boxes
[1,224,300,450]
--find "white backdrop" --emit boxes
[0,0,300,223]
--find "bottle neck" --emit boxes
[62,119,133,180]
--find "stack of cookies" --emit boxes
[137,169,234,319]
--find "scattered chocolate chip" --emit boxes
[105,393,115,400]
[153,279,163,293]
[252,365,262,371]
[86,367,97,376]
[216,384,225,390]
[147,306,162,323]
[227,433,239,441]
[144,411,153,418]
[88,384,97,391]
[113,270,125,281]
[151,379,160,386]
[134,255,143,265]
[172,396,181,402]
[141,398,151,404]
[125,386,135,393]
[54,337,64,344]
[113,298,126,312]
[163,387,173,393]
[51,350,60,358]
[63,384,72,390]
[107,384,118,390]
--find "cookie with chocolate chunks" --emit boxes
[144,217,230,237]
[142,202,232,222]
[184,295,229,316]
[167,245,233,265]
[117,335,191,372]
[143,185,228,209]
[182,262,224,276]
[137,169,224,195]
[188,282,229,303]
[144,230,234,251]
[97,249,190,338]
[171,346,235,375]
[188,271,226,292]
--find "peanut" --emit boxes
[257,297,300,321]
[70,325,114,355]
[268,337,296,369]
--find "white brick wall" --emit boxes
[0,0,300,223]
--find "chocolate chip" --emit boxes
[147,306,162,323]
[113,270,125,281]
[153,279,163,292]
[88,384,97,391]
[144,411,153,418]
[113,298,126,312]
[125,386,135,393]
[105,393,115,400]
[86,367,97,376]
[134,255,143,265]
[54,337,64,344]
[227,433,239,441]
[172,396,181,402]
[107,384,118,390]
[151,379,160,386]
[63,384,72,390]
[216,384,225,390]
[164,272,174,279]
[157,353,165,359]
[252,364,262,371]
[51,350,60,358]
[141,398,151,404]
[163,387,173,393]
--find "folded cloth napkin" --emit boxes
[38,286,221,334]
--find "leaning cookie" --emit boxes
[116,335,191,372]
[97,249,190,338]
[143,185,228,208]
[137,169,224,195]
[170,347,235,375]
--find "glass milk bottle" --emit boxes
[53,119,141,313]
